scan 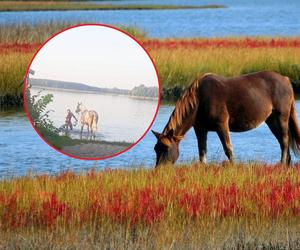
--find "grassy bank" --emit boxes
[147,39,300,87]
[151,44,300,101]
[0,2,225,11]
[0,23,147,44]
[1,23,300,106]
[1,163,300,248]
[37,126,77,149]
[0,23,146,107]
[36,124,132,149]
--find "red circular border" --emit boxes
[23,23,161,161]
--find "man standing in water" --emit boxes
[65,109,78,133]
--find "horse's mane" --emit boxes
[163,75,204,134]
[80,104,88,112]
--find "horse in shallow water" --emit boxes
[152,71,300,167]
[75,102,99,140]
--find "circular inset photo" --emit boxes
[24,24,160,160]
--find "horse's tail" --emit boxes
[289,100,300,156]
[91,112,98,136]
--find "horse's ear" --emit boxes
[151,130,161,139]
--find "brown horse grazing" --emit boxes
[152,71,300,167]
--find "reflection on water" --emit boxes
[30,88,158,142]
[1,102,300,177]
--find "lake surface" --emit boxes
[1,0,299,176]
[30,88,158,143]
[1,102,300,177]
[1,0,300,38]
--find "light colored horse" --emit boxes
[75,102,99,140]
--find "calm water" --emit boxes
[30,88,158,142]
[1,0,299,38]
[1,102,300,177]
[1,0,299,176]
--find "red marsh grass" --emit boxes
[1,163,300,248]
[1,32,300,97]
[143,37,300,50]
[149,42,300,88]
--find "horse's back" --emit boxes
[199,71,293,105]
[202,70,290,91]
[81,110,99,125]
[231,71,292,92]
[197,71,294,132]
[229,71,293,110]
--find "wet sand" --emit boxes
[62,142,130,158]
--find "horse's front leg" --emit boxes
[194,127,208,164]
[90,125,94,140]
[80,125,84,140]
[216,124,234,163]
[87,125,90,140]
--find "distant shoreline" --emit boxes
[31,86,159,101]
[0,2,226,12]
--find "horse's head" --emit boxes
[152,129,183,167]
[75,102,82,114]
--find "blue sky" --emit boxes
[30,25,158,89]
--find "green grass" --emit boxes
[0,52,29,96]
[1,23,300,105]
[0,1,225,11]
[37,126,77,149]
[151,47,300,89]
[2,45,300,104]
[37,126,132,149]
[0,22,147,44]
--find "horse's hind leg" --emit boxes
[216,124,234,163]
[94,124,97,140]
[91,124,95,140]
[92,129,96,140]
[88,125,94,140]
[266,113,291,165]
[91,126,95,140]
[194,127,208,163]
